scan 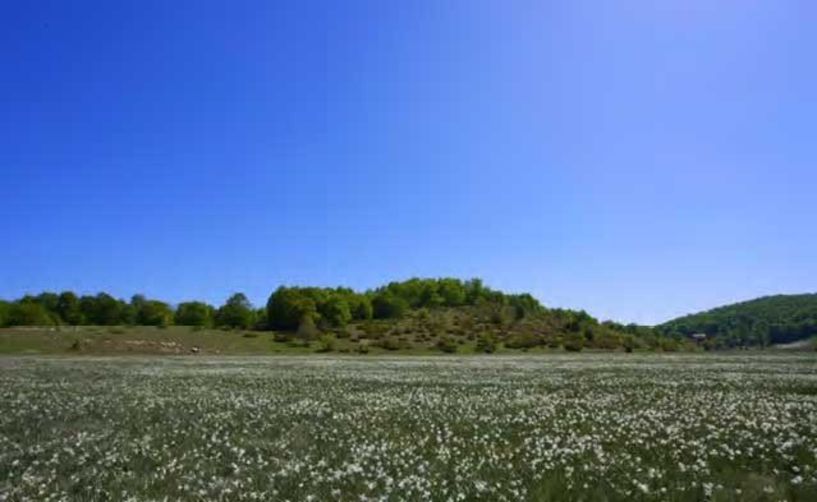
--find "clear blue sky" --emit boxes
[2,1,815,325]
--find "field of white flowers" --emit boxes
[1,354,816,501]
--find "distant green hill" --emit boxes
[0,278,683,353]
[658,294,817,348]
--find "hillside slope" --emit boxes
[658,294,817,348]
[0,278,679,353]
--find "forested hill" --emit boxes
[0,277,675,353]
[5,279,815,352]
[658,294,817,348]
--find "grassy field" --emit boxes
[0,326,318,356]
[0,325,569,356]
[3,324,813,357]
[1,354,816,501]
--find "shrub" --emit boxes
[489,307,513,326]
[660,338,679,352]
[296,315,320,342]
[316,334,336,353]
[375,337,403,351]
[622,334,637,353]
[476,333,497,353]
[372,293,409,319]
[436,337,458,353]
[563,332,585,352]
[593,331,623,350]
[505,333,540,350]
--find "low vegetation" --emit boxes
[1,354,815,500]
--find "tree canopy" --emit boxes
[215,293,256,329]
[10,279,808,353]
[658,293,817,347]
[0,278,552,332]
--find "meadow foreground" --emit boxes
[1,354,816,501]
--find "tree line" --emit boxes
[6,281,809,350]
[657,293,817,348]
[0,278,549,331]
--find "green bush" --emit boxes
[592,331,622,350]
[476,333,497,353]
[297,315,320,342]
[660,338,679,352]
[563,332,585,352]
[436,337,458,353]
[316,334,336,353]
[505,333,540,350]
[375,337,403,351]
[622,334,637,353]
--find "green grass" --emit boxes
[0,326,299,355]
[0,325,572,356]
[1,353,815,500]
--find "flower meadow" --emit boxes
[1,354,816,501]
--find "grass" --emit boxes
[1,353,816,500]
[0,326,301,355]
[0,325,578,356]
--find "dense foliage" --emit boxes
[1,278,542,330]
[0,278,682,352]
[658,294,817,348]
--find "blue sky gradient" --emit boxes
[2,1,815,324]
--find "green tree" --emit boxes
[80,293,129,325]
[266,287,319,330]
[371,292,409,319]
[56,291,83,325]
[658,293,817,347]
[7,302,54,326]
[132,295,174,326]
[0,300,8,327]
[296,314,320,343]
[438,278,467,306]
[33,292,60,316]
[464,278,488,304]
[216,293,255,329]
[349,295,373,321]
[253,308,268,330]
[140,301,173,326]
[175,301,215,327]
[318,296,352,327]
